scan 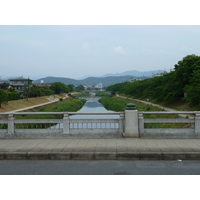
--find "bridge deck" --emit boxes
[1,138,200,160]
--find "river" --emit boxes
[70,97,119,119]
[51,97,118,129]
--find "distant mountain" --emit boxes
[34,75,144,87]
[34,77,80,86]
[33,70,164,86]
[101,70,163,77]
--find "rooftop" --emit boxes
[9,76,33,81]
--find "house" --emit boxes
[9,76,33,97]
[0,81,10,90]
[152,70,168,78]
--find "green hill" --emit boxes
[34,75,147,86]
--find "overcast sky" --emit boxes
[1,1,200,80]
[1,25,200,80]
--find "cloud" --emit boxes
[113,46,126,55]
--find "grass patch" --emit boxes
[0,94,69,113]
[95,92,110,97]
[99,97,127,111]
[14,98,86,129]
[107,96,193,129]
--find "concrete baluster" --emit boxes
[195,113,200,134]
[8,114,14,135]
[63,113,70,134]
[119,113,125,134]
[139,113,144,135]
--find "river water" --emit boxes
[70,97,119,119]
[51,97,118,129]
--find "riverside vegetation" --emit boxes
[4,98,86,129]
[99,96,191,129]
[106,55,200,111]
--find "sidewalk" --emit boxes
[1,138,200,160]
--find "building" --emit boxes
[0,81,10,90]
[94,83,103,90]
[9,76,33,96]
[152,70,168,78]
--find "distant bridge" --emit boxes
[79,97,101,102]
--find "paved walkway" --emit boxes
[1,138,200,160]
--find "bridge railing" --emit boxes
[138,111,200,138]
[1,111,200,138]
[0,112,124,138]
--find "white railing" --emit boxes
[0,112,124,138]
[1,111,200,138]
[139,111,200,138]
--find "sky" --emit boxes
[1,1,200,80]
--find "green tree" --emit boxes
[184,66,200,107]
[23,78,32,101]
[50,82,69,94]
[6,88,20,101]
[67,84,74,92]
[29,85,54,97]
[0,89,7,108]
[76,84,84,92]
[174,54,200,97]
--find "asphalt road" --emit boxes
[1,160,200,175]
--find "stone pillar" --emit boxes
[63,113,70,134]
[195,113,200,134]
[8,114,14,135]
[124,104,139,138]
[119,113,125,134]
[138,113,144,134]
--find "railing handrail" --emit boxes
[1,111,200,115]
[139,111,200,114]
[0,112,124,115]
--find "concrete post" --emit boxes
[138,113,144,134]
[124,104,139,138]
[63,113,70,134]
[8,114,14,135]
[119,113,125,134]
[195,113,200,134]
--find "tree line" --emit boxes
[106,55,200,108]
[0,81,85,108]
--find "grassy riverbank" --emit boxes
[118,93,194,111]
[0,97,86,129]
[99,97,127,111]
[99,96,164,112]
[37,98,86,112]
[15,98,86,121]
[99,96,190,128]
[0,93,69,113]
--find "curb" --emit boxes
[1,152,200,160]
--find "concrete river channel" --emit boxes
[51,96,119,129]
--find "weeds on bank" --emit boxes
[101,96,193,129]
